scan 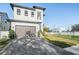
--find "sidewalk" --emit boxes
[64,45,79,55]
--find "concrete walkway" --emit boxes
[64,45,79,55]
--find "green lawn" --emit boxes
[54,34,79,41]
[43,34,79,48]
[0,38,10,49]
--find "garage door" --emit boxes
[15,25,36,38]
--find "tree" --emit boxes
[71,24,79,31]
[43,27,49,32]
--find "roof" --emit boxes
[10,3,46,11]
[33,6,46,11]
[7,19,41,24]
[10,3,35,10]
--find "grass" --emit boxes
[0,38,10,49]
[54,34,79,41]
[43,34,79,48]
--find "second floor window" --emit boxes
[25,11,28,16]
[31,12,34,17]
[17,9,21,15]
[37,11,41,20]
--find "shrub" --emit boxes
[0,37,10,48]
[8,30,16,39]
[43,27,49,32]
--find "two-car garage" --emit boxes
[15,25,36,38]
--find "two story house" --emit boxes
[7,4,46,38]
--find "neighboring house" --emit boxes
[0,12,10,39]
[0,12,10,31]
[7,4,46,38]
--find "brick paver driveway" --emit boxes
[0,37,74,55]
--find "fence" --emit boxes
[47,32,79,35]
[60,32,79,35]
[0,31,9,39]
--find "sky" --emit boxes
[0,3,79,30]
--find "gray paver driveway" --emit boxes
[64,45,79,55]
[0,37,75,55]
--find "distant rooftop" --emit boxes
[0,12,8,18]
[0,12,7,15]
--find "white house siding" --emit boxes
[41,22,43,32]
[0,31,9,39]
[35,9,44,32]
[14,7,36,22]
[35,9,43,22]
[11,22,40,37]
[14,7,43,22]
